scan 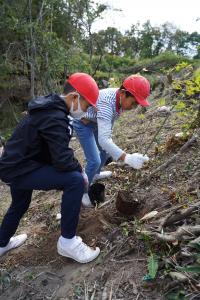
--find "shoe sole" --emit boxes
[57,248,100,263]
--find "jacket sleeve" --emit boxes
[97,118,124,161]
[39,114,82,172]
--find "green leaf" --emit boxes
[179,265,200,273]
[175,101,186,110]
[193,254,200,264]
[137,113,145,119]
[158,98,166,106]
[165,290,185,300]
[147,254,158,279]
[189,242,200,251]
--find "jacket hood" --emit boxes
[28,93,68,114]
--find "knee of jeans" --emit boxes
[70,172,85,189]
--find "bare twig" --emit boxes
[84,280,89,300]
[103,244,118,260]
[111,258,145,263]
[90,282,97,300]
[115,247,135,259]
[98,196,115,208]
[144,104,175,155]
[109,282,113,300]
[102,285,109,300]
[141,129,200,185]
[136,293,141,300]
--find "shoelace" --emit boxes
[74,240,92,255]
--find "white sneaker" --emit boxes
[93,171,112,182]
[82,193,93,208]
[0,234,27,256]
[57,236,100,263]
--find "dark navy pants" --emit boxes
[0,166,84,247]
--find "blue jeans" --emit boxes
[73,120,109,184]
[0,166,84,247]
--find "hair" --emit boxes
[63,82,76,94]
[119,85,133,98]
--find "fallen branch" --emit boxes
[164,206,199,226]
[158,206,181,232]
[158,203,200,230]
[150,204,184,221]
[164,279,187,293]
[141,225,200,242]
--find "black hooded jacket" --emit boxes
[0,94,82,183]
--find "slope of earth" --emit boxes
[0,90,199,300]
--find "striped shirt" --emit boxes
[85,88,121,124]
[84,88,124,161]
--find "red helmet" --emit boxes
[67,73,99,107]
[123,75,150,107]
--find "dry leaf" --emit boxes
[169,272,188,282]
[140,211,158,221]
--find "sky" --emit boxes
[92,0,200,33]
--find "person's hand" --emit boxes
[82,170,89,188]
[124,153,149,169]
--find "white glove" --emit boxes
[124,153,149,169]
[82,170,89,188]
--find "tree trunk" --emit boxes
[29,0,35,98]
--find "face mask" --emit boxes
[69,93,86,119]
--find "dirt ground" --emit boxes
[0,95,200,300]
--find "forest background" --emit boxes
[0,0,200,134]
